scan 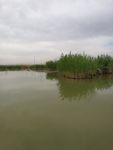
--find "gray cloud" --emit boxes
[0,0,113,64]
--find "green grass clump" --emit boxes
[57,53,97,75]
[46,61,58,70]
[97,55,113,69]
[55,53,113,78]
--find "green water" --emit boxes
[0,71,113,150]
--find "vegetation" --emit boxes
[0,53,113,79]
[45,53,113,79]
[30,64,46,70]
[57,53,97,76]
[0,65,22,71]
[0,64,46,71]
[97,55,113,68]
[46,60,58,70]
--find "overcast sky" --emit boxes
[0,0,113,64]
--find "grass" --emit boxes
[0,64,46,71]
[57,53,97,75]
[0,65,22,71]
[45,53,113,79]
[46,61,57,71]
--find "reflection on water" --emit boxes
[47,73,113,101]
[0,71,113,150]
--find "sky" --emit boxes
[0,0,113,64]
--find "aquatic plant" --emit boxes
[30,64,46,70]
[97,55,113,69]
[0,64,46,71]
[57,53,97,76]
[0,65,22,71]
[46,60,58,70]
[56,53,113,78]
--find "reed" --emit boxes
[0,65,22,71]
[57,53,113,79]
[30,64,46,70]
[0,64,46,71]
[97,55,113,69]
[46,60,58,70]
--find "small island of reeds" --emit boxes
[46,53,113,79]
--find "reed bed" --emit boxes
[0,64,46,71]
[46,61,57,70]
[57,54,97,76]
[0,65,22,71]
[46,53,113,79]
[59,54,113,78]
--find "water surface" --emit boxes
[0,71,113,150]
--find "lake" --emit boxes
[0,71,113,150]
